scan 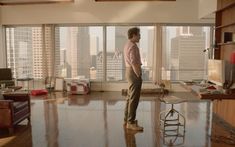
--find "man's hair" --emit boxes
[128,27,140,39]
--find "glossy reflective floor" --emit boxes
[0,91,234,147]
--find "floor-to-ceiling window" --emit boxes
[5,24,213,84]
[106,26,155,82]
[55,26,104,81]
[161,26,212,81]
[6,25,55,79]
[6,26,41,79]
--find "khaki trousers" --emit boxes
[124,67,142,124]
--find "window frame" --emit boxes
[3,23,214,84]
[160,24,215,83]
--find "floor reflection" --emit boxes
[0,124,32,147]
[124,128,142,147]
[68,95,90,106]
[1,91,234,147]
[44,100,59,147]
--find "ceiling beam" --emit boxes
[95,0,176,1]
[0,0,74,5]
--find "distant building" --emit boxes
[6,27,33,79]
[96,52,123,81]
[66,27,90,78]
[171,27,206,80]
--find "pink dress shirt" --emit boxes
[124,40,142,67]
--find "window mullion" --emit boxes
[103,26,107,82]
[154,24,162,83]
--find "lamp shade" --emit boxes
[231,52,235,64]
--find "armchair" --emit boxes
[0,92,31,134]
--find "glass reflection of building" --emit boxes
[44,100,59,147]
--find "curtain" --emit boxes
[153,25,162,84]
[42,24,55,79]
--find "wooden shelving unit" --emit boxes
[215,22,235,29]
[215,0,235,60]
[215,1,235,12]
[213,0,235,129]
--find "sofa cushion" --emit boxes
[13,101,28,113]
[31,89,48,96]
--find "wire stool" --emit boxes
[159,95,186,146]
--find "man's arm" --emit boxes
[129,47,141,77]
[132,64,141,77]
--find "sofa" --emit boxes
[0,92,31,134]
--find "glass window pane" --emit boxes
[55,26,103,80]
[106,26,155,82]
[6,26,42,79]
[162,26,211,81]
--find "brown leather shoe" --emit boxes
[126,122,143,131]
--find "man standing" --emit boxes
[123,27,143,131]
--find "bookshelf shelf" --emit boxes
[215,22,235,29]
[217,42,235,46]
[216,2,235,12]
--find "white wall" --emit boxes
[198,0,217,19]
[0,0,214,25]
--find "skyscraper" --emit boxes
[66,27,90,78]
[114,27,128,81]
[6,27,33,79]
[171,27,206,80]
[96,51,123,81]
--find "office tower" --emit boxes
[32,26,57,79]
[6,27,33,79]
[96,51,123,81]
[171,27,206,80]
[77,27,90,77]
[114,27,127,81]
[140,27,154,81]
[6,26,57,79]
[66,27,90,78]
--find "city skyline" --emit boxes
[6,26,211,82]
